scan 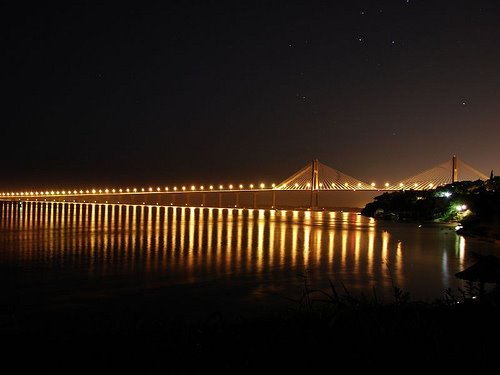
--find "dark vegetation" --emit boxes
[3,272,500,373]
[361,176,500,240]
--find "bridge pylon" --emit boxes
[389,155,488,190]
[452,155,458,183]
[310,159,320,209]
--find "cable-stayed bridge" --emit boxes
[274,156,487,192]
[1,156,489,209]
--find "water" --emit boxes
[2,201,499,318]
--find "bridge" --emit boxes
[1,156,489,209]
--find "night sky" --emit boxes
[4,1,500,190]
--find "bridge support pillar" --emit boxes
[452,155,458,183]
[310,159,320,209]
[218,193,222,207]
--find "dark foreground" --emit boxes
[3,283,500,373]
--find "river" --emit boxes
[2,201,499,318]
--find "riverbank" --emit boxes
[361,177,500,242]
[3,282,499,372]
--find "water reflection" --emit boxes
[0,201,483,304]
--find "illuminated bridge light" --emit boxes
[344,183,348,187]
[294,183,299,188]
[173,187,178,191]
[182,186,186,191]
[371,182,376,187]
[141,188,145,192]
[51,191,55,195]
[399,183,403,187]
[429,183,434,188]
[133,188,137,192]
[91,189,96,194]
[385,183,389,187]
[111,189,115,193]
[191,185,196,190]
[200,186,204,190]
[164,187,168,191]
[126,188,130,192]
[209,185,213,190]
[250,184,254,189]
[56,191,60,195]
[229,184,233,189]
[149,187,153,192]
[20,192,24,196]
[357,183,361,187]
[414,183,418,187]
[104,189,108,193]
[157,187,161,191]
[219,185,223,190]
[239,184,243,189]
[260,183,265,189]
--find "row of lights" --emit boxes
[382,182,434,188]
[280,182,435,189]
[0,183,276,197]
[1,182,442,197]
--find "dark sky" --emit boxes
[4,1,500,190]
